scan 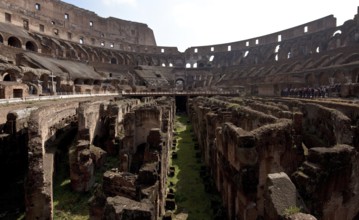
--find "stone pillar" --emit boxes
[70,140,95,192]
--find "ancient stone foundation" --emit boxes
[187,96,359,220]
[89,97,175,220]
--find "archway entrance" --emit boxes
[26,41,37,52]
[8,37,22,48]
[175,79,185,91]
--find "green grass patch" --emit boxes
[168,115,214,220]
[283,206,302,217]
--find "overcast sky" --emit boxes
[62,0,358,51]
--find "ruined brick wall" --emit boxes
[26,101,78,219]
[89,97,175,219]
[187,96,358,219]
[0,0,156,47]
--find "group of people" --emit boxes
[281,84,342,98]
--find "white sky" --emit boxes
[62,0,358,52]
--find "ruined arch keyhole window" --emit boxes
[255,39,259,45]
[110,43,114,48]
[64,13,69,20]
[278,34,282,42]
[186,63,191,68]
[275,54,279,61]
[161,63,166,67]
[53,28,59,35]
[175,79,185,91]
[244,50,249,58]
[193,63,198,68]
[101,42,105,47]
[161,48,165,53]
[35,3,41,10]
[246,41,249,47]
[287,52,292,59]
[211,47,214,52]
[89,21,93,27]
[316,47,320,53]
[304,26,308,33]
[79,37,84,44]
[275,45,280,53]
[194,48,198,53]
[332,30,342,37]
[209,55,214,62]
[169,63,173,67]
[228,45,231,51]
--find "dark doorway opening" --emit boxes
[175,96,187,112]
[13,89,23,98]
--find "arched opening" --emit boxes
[26,41,37,52]
[198,63,205,68]
[74,78,84,85]
[243,51,249,58]
[40,74,50,93]
[8,36,22,48]
[84,79,93,85]
[27,83,39,95]
[3,73,12,81]
[209,55,214,62]
[186,63,191,68]
[275,45,280,53]
[175,79,185,91]
[110,58,117,64]
[332,30,342,37]
[287,52,292,59]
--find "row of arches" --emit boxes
[188,24,357,68]
[0,34,38,52]
[0,31,184,68]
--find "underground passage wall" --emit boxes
[187,96,359,220]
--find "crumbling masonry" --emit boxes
[0,0,359,220]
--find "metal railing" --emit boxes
[0,92,120,105]
[121,91,240,96]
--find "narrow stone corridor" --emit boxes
[167,114,221,220]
